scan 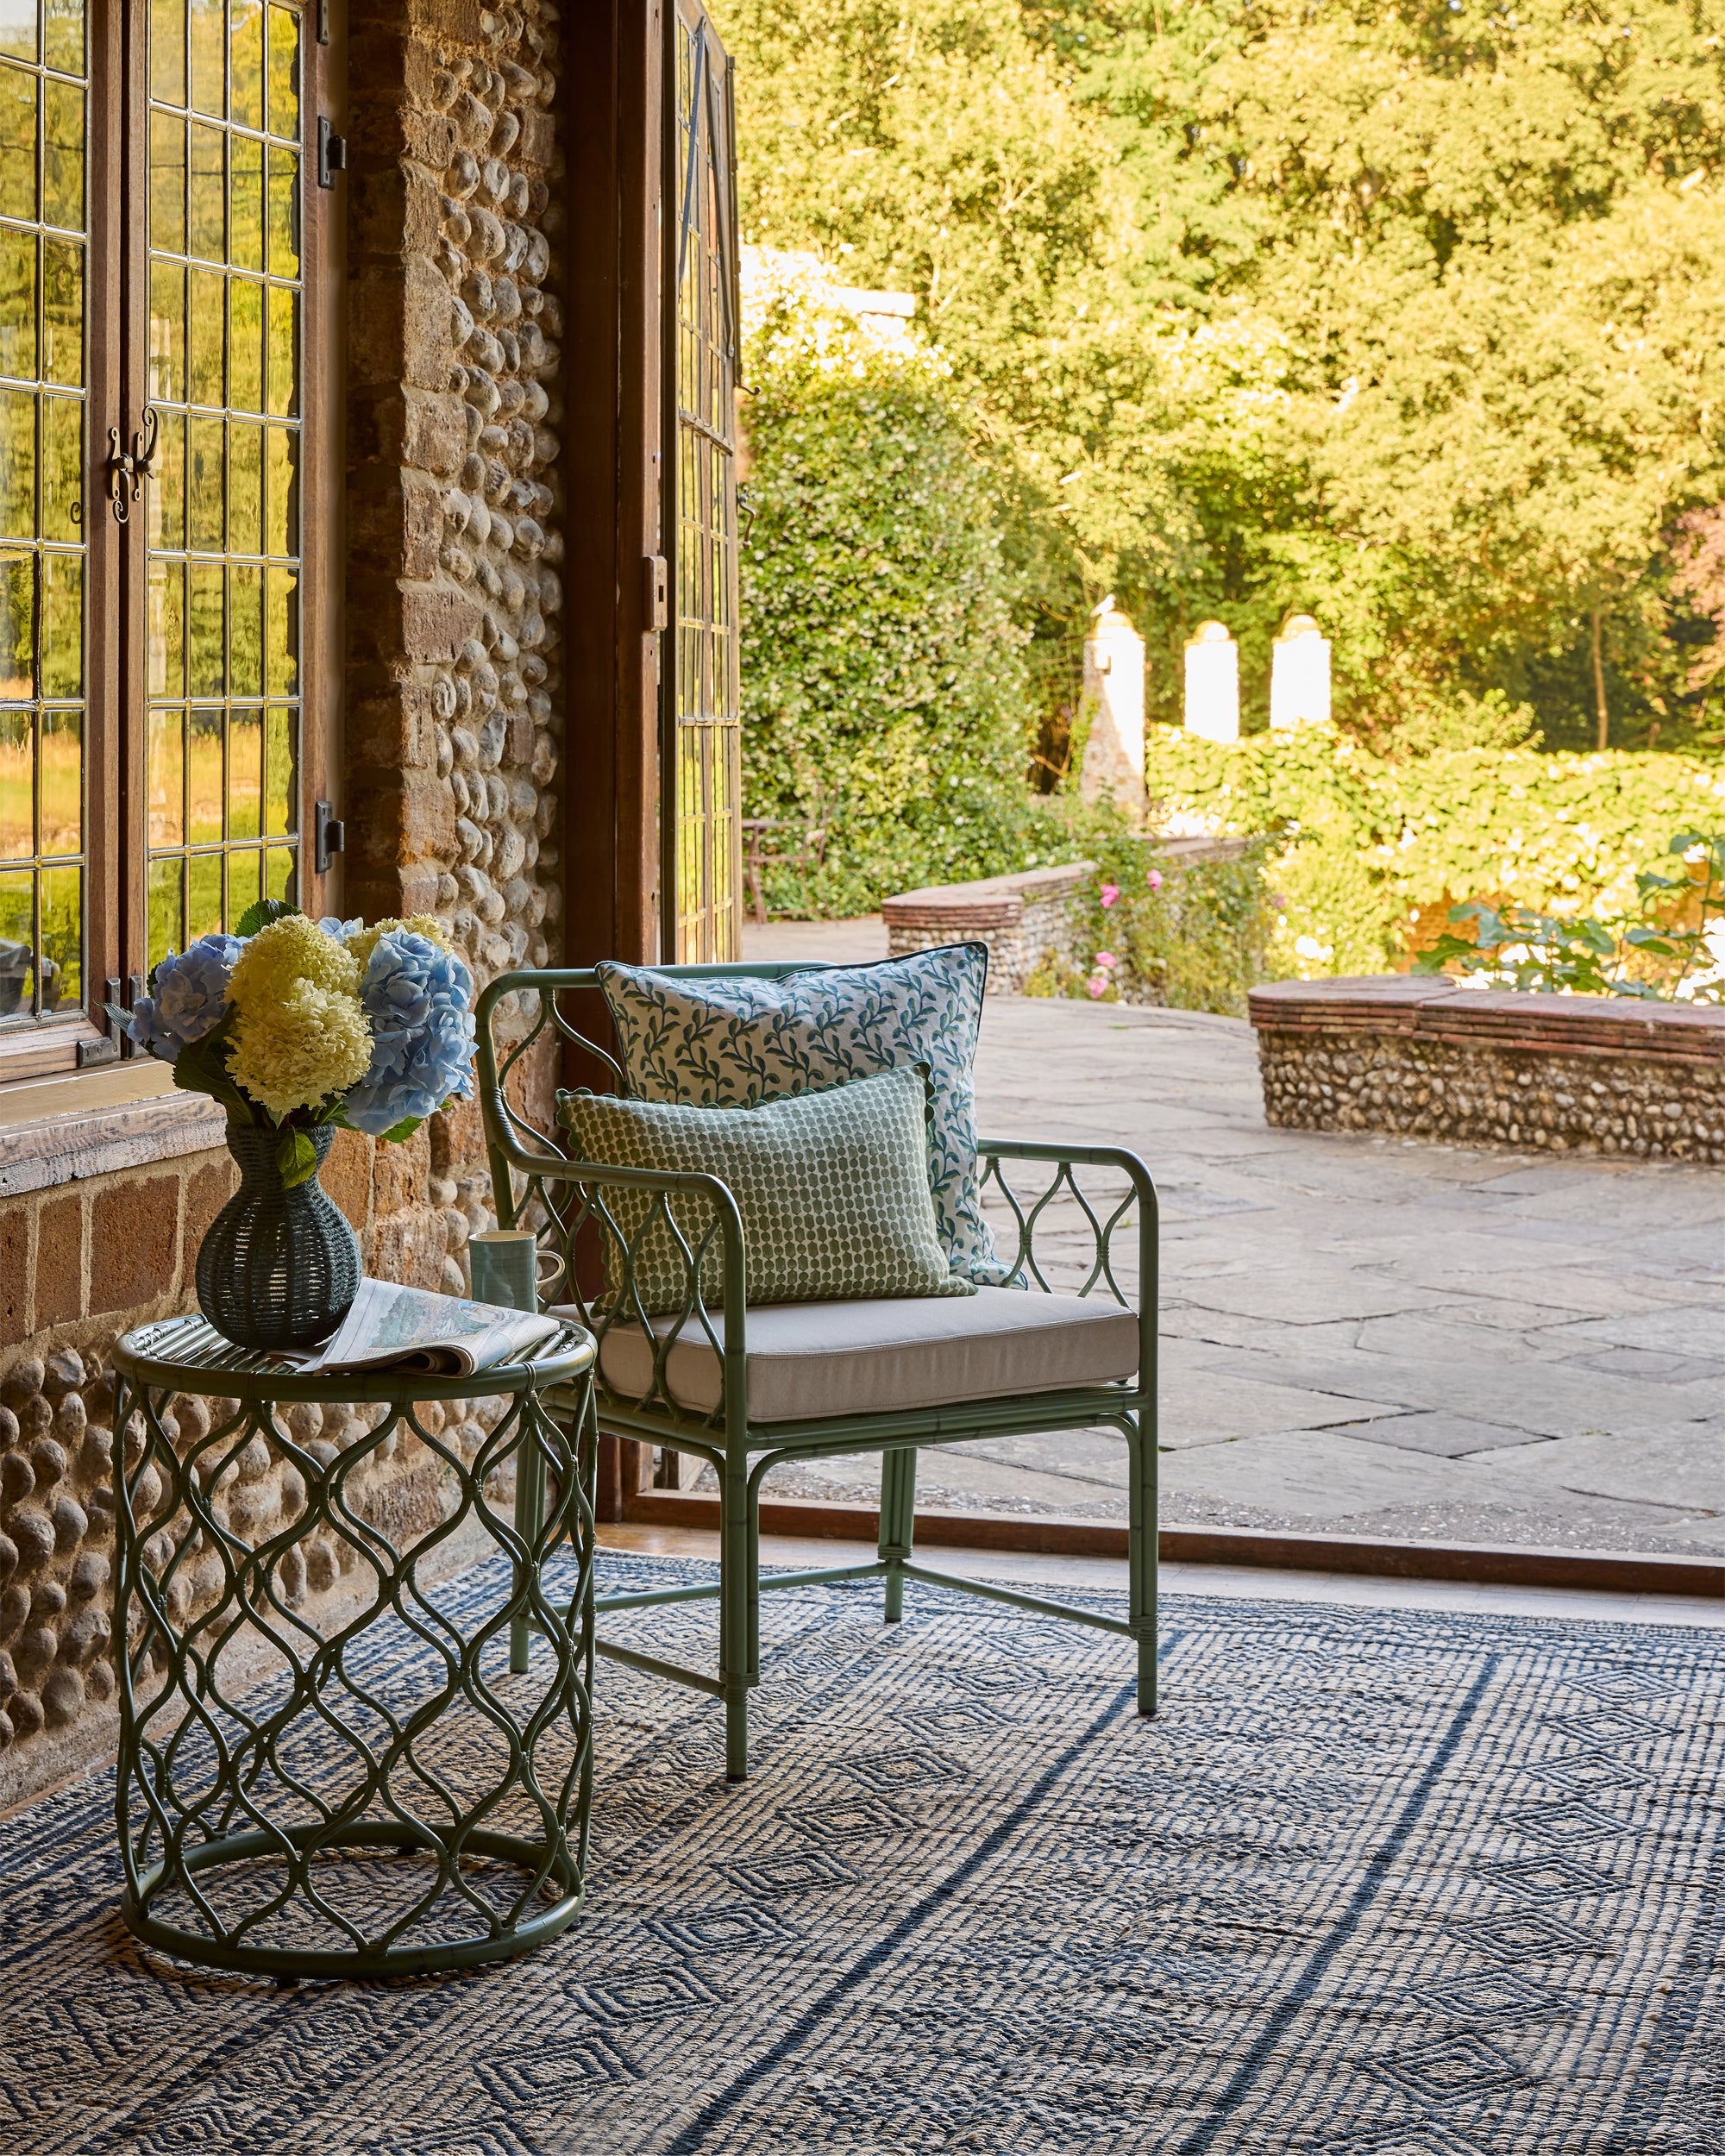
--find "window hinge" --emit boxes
[643,554,668,632]
[317,116,347,188]
[317,0,331,44]
[315,801,346,875]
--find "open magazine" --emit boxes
[279,1277,563,1377]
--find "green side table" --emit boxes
[110,1313,597,1979]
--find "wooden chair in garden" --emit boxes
[476,964,1159,1780]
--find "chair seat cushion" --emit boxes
[569,1286,1139,1425]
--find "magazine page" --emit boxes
[284,1277,561,1376]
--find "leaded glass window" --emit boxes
[0,0,88,1023]
[667,2,741,965]
[143,0,300,968]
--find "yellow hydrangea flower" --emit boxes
[345,914,453,973]
[227,981,372,1119]
[229,913,361,1009]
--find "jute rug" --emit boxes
[4,1552,1721,2155]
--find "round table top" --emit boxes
[112,1309,595,1405]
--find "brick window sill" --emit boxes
[0,1064,229,1198]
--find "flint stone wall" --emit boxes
[1250,976,1725,1164]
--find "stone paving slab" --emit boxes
[739,922,1724,1555]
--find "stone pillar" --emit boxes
[1079,599,1146,809]
[1184,621,1239,743]
[1270,613,1332,730]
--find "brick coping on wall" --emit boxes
[1249,975,1725,1062]
[1250,974,1724,1162]
[882,860,1096,938]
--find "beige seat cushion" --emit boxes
[559,1287,1139,1425]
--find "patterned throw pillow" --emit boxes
[595,945,1007,1287]
[557,1065,975,1314]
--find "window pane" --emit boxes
[0,63,35,224]
[147,559,183,699]
[147,855,181,967]
[187,560,223,694]
[266,3,297,141]
[0,226,34,382]
[188,705,222,840]
[265,562,295,693]
[267,144,297,277]
[231,0,262,132]
[231,131,263,272]
[148,260,185,404]
[228,843,259,921]
[187,412,223,547]
[186,844,220,937]
[187,265,223,403]
[0,550,27,695]
[0,707,28,856]
[41,73,79,229]
[0,386,34,538]
[263,702,292,833]
[41,394,78,540]
[41,236,78,383]
[229,418,260,551]
[0,867,32,1007]
[40,546,77,694]
[188,118,224,261]
[151,409,185,548]
[265,280,294,414]
[43,0,80,78]
[228,704,260,837]
[188,0,223,119]
[149,0,185,107]
[40,855,77,1004]
[264,841,292,902]
[229,561,260,693]
[149,110,185,254]
[229,275,262,411]
[264,420,295,554]
[0,5,36,64]
[38,701,76,852]
[147,705,184,845]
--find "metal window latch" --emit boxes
[315,801,346,875]
[317,116,347,188]
[104,407,160,525]
[643,554,668,631]
[316,0,331,43]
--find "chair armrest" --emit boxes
[975,1137,1157,1385]
[486,1134,750,1424]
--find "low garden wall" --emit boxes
[1250,976,1725,1163]
[884,838,1251,996]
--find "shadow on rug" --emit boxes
[3,1551,1721,2155]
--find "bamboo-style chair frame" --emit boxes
[476,964,1159,1780]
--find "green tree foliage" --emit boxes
[727,0,1725,756]
[739,270,1054,909]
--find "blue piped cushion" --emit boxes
[595,944,1007,1287]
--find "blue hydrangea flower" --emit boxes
[317,915,365,941]
[344,931,477,1135]
[129,933,244,1059]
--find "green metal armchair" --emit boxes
[475,964,1159,1781]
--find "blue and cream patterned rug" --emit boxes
[4,1553,1722,2154]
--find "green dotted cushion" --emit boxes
[556,1065,977,1315]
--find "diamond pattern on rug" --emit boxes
[3,1555,1720,2156]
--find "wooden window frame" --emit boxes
[0,0,336,1094]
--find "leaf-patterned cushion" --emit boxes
[557,1066,975,1314]
[595,944,1007,1287]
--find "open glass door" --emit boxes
[663,0,741,964]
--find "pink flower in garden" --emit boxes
[1095,951,1118,970]
[1100,882,1120,908]
[1146,868,1164,893]
[1270,893,1287,912]
[1086,974,1109,999]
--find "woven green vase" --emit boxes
[195,1124,361,1351]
